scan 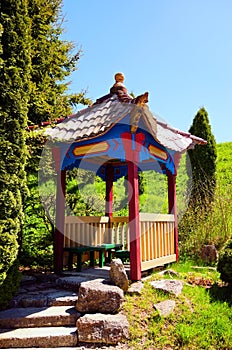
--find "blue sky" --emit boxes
[61,0,232,144]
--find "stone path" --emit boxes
[0,267,129,349]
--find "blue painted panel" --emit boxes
[58,114,177,180]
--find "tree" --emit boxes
[21,0,91,267]
[187,107,217,211]
[27,0,91,125]
[0,0,31,309]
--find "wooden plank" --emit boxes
[139,213,174,222]
[150,223,155,260]
[141,221,146,261]
[110,216,129,223]
[65,216,110,224]
[146,222,151,261]
[141,254,177,271]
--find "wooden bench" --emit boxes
[64,243,123,271]
[115,250,130,263]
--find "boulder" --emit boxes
[76,279,124,314]
[150,279,183,296]
[77,313,129,344]
[109,258,129,292]
[201,244,218,263]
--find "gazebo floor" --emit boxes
[62,264,130,279]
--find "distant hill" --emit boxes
[216,142,232,192]
[138,141,232,217]
[66,142,232,217]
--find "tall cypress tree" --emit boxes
[187,107,217,210]
[0,0,31,308]
[27,0,90,125]
[21,0,91,267]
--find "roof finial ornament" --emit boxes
[110,72,129,95]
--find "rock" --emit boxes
[201,244,218,263]
[21,275,37,285]
[56,276,89,291]
[127,281,144,294]
[109,259,129,292]
[77,313,129,344]
[14,294,47,308]
[47,290,79,307]
[76,279,124,314]
[153,300,176,317]
[159,269,180,277]
[150,279,183,296]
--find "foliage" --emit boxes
[20,0,91,268]
[123,262,232,349]
[179,142,232,262]
[27,0,91,125]
[0,261,22,310]
[217,238,232,284]
[0,0,30,303]
[20,130,55,268]
[187,107,217,211]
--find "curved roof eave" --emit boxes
[45,95,207,153]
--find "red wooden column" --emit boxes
[128,160,141,281]
[122,132,143,281]
[105,164,114,217]
[167,170,178,261]
[52,148,66,273]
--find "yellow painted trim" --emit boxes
[73,141,109,157]
[148,144,168,160]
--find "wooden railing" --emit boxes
[139,213,176,270]
[63,214,176,270]
[64,216,109,248]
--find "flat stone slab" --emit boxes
[56,276,90,291]
[47,290,79,306]
[76,279,124,314]
[0,326,77,348]
[159,269,180,277]
[10,294,48,308]
[154,300,176,316]
[0,306,80,328]
[77,313,129,344]
[20,275,37,285]
[127,281,144,294]
[150,279,183,296]
[10,289,78,308]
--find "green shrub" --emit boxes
[217,238,232,284]
[0,260,22,310]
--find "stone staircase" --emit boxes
[0,267,130,349]
[0,273,81,348]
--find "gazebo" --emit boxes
[46,73,206,281]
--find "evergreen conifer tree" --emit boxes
[27,0,90,125]
[0,0,31,308]
[187,107,217,210]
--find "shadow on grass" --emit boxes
[208,283,232,306]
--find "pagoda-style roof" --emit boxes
[45,73,207,180]
[46,94,206,153]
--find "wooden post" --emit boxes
[128,160,141,281]
[105,164,114,217]
[121,131,143,281]
[167,170,178,261]
[52,148,66,273]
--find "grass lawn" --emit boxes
[122,261,232,350]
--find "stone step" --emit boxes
[0,326,77,348]
[0,306,80,328]
[10,289,79,308]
